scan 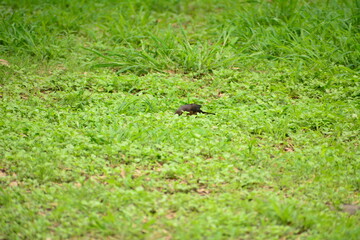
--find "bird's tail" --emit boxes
[202,111,215,115]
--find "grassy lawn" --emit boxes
[1,0,359,239]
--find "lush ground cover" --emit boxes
[1,0,359,239]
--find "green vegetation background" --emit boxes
[0,0,359,239]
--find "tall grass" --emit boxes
[87,0,360,73]
[87,30,240,75]
[0,0,358,74]
[227,0,360,68]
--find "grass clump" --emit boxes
[0,0,359,239]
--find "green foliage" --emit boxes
[0,0,359,239]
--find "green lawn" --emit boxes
[1,0,359,239]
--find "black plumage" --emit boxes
[175,104,214,115]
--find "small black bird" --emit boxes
[175,104,214,116]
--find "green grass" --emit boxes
[1,0,359,239]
